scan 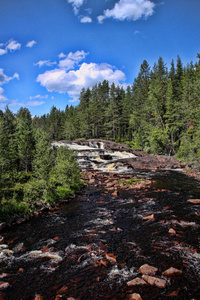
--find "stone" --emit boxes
[142,214,155,221]
[142,275,167,288]
[162,267,182,277]
[105,254,117,265]
[112,190,118,196]
[139,264,158,276]
[187,199,200,204]
[0,282,10,290]
[106,181,115,188]
[34,295,43,300]
[127,277,148,287]
[168,228,176,235]
[128,294,143,300]
[89,179,95,184]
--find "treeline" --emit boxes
[0,107,82,221]
[33,54,200,167]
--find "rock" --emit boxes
[89,178,95,184]
[17,268,24,273]
[127,277,148,287]
[168,228,176,235]
[142,275,167,288]
[187,199,200,204]
[162,267,182,277]
[139,264,158,276]
[0,282,10,290]
[142,214,155,221]
[106,181,115,188]
[128,294,143,300]
[112,190,118,196]
[105,254,117,265]
[34,295,43,300]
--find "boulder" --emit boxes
[127,277,148,287]
[187,199,200,204]
[168,228,176,235]
[142,214,155,221]
[142,275,167,288]
[128,293,143,300]
[162,267,182,277]
[139,264,158,276]
[0,281,10,290]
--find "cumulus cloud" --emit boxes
[6,40,21,52]
[34,60,57,67]
[68,0,85,15]
[0,69,19,86]
[58,50,88,70]
[26,40,37,48]
[37,62,126,101]
[80,16,92,23]
[58,52,66,59]
[27,100,45,106]
[98,0,155,23]
[0,39,21,56]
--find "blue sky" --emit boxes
[0,0,200,116]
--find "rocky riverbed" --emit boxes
[0,140,200,300]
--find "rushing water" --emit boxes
[1,142,200,300]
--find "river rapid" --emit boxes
[0,140,200,300]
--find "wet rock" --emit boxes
[139,264,158,276]
[0,282,10,290]
[142,275,167,288]
[187,199,200,204]
[128,293,143,300]
[142,214,155,221]
[127,277,148,287]
[168,228,176,235]
[105,254,117,265]
[162,267,182,277]
[34,295,43,300]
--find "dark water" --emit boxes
[1,170,200,300]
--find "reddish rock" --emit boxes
[162,267,182,277]
[139,264,158,276]
[17,268,24,273]
[106,181,115,188]
[0,282,10,290]
[168,228,176,235]
[142,275,167,288]
[105,254,117,265]
[127,277,148,287]
[34,295,43,300]
[89,179,95,184]
[187,199,200,204]
[128,294,143,300]
[142,214,155,221]
[112,190,118,196]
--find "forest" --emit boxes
[0,54,200,221]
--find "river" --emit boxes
[0,141,200,300]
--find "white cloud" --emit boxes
[0,48,7,56]
[134,30,140,34]
[0,87,7,102]
[29,94,48,100]
[27,100,45,106]
[0,39,21,56]
[6,40,21,52]
[0,69,19,86]
[98,0,155,23]
[68,0,85,15]
[26,40,37,48]
[34,60,57,67]
[58,50,88,70]
[80,16,92,23]
[58,52,66,58]
[37,62,126,101]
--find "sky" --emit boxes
[0,0,200,116]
